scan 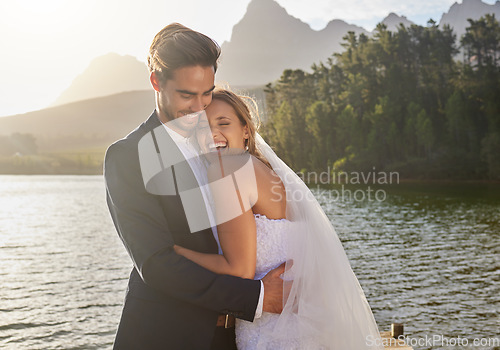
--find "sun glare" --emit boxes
[18,0,66,14]
[4,0,92,34]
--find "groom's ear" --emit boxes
[150,72,161,92]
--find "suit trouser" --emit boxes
[210,326,237,350]
[113,295,237,350]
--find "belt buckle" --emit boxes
[224,314,230,329]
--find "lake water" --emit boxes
[0,176,498,349]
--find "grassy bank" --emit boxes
[0,150,104,175]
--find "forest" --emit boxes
[262,15,500,180]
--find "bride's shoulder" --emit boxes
[251,156,281,183]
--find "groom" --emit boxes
[104,23,285,349]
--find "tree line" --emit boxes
[0,133,37,156]
[262,15,500,180]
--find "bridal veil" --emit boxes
[254,133,383,349]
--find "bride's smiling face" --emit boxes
[204,99,249,152]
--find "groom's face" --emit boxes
[156,65,215,134]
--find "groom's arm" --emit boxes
[105,139,264,321]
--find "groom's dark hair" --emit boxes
[147,23,221,84]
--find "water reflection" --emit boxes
[315,183,499,348]
[0,177,498,349]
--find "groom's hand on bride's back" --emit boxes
[262,260,293,313]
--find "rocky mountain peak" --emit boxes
[381,12,415,31]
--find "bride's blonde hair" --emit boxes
[211,89,271,169]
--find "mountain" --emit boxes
[16,0,500,110]
[217,0,500,86]
[52,53,151,106]
[0,90,154,152]
[381,13,415,32]
[439,0,500,39]
[215,0,368,86]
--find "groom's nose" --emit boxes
[190,95,211,112]
[191,98,203,112]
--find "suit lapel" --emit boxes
[140,111,217,252]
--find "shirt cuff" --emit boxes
[254,280,264,319]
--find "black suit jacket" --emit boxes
[104,111,261,349]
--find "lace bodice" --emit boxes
[253,214,290,280]
[236,214,296,350]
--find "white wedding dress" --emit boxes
[236,214,323,350]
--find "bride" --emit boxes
[173,89,383,349]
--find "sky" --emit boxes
[0,0,497,118]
